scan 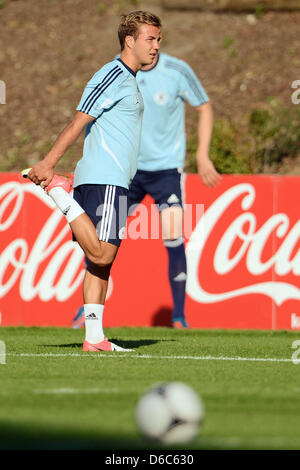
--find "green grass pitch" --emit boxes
[0,326,300,450]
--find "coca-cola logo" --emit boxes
[186,183,300,305]
[2,178,300,314]
[0,181,85,301]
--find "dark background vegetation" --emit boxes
[0,0,299,175]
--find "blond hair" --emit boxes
[118,10,161,50]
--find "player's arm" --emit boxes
[28,111,95,187]
[195,101,221,188]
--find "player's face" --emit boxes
[133,24,161,67]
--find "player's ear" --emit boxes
[125,35,135,49]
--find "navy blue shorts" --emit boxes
[128,168,185,214]
[73,184,128,247]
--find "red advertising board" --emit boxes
[1,173,300,330]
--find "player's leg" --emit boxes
[71,254,115,331]
[82,257,113,346]
[22,170,132,349]
[22,170,114,268]
[77,173,145,345]
[161,206,188,328]
[69,212,117,267]
[83,252,116,305]
[128,170,147,215]
[75,184,133,352]
[148,169,188,329]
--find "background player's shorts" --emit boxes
[73,184,128,247]
[128,168,185,214]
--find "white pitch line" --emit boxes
[6,353,296,363]
[200,436,300,448]
[34,387,120,395]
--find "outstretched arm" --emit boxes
[195,101,221,188]
[28,111,95,187]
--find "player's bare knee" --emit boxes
[84,251,107,268]
[161,206,183,240]
[91,249,116,267]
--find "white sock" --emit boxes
[48,187,84,224]
[84,304,105,344]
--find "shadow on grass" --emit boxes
[0,421,144,450]
[40,339,174,350]
[0,421,221,451]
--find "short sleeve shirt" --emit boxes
[74,58,144,189]
[136,53,209,171]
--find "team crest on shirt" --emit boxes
[153,91,168,105]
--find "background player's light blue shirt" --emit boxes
[74,58,144,189]
[136,52,209,171]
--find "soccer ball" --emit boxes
[135,382,204,444]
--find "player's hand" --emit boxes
[197,155,221,188]
[28,161,54,188]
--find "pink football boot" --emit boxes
[83,339,133,352]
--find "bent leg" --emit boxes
[70,214,117,267]
[47,183,112,267]
[71,184,127,267]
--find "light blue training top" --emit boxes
[136,52,209,171]
[74,58,144,189]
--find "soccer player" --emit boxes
[128,51,221,328]
[23,11,162,351]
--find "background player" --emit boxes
[128,50,221,328]
[23,10,162,351]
